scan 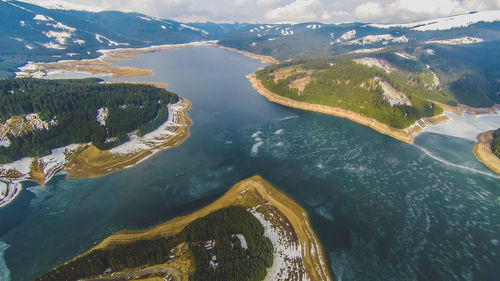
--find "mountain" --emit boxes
[216,12,500,106]
[0,0,215,77]
[217,12,500,60]
[370,10,500,31]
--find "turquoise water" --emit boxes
[1,46,499,281]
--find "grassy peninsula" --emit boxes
[36,176,333,281]
[473,129,500,175]
[251,58,448,143]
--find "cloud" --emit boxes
[265,0,323,21]
[390,0,460,15]
[354,2,383,20]
[20,0,500,24]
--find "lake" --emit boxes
[1,46,499,281]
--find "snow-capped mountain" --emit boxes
[370,10,500,31]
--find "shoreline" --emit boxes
[0,98,192,208]
[53,175,333,281]
[15,41,218,79]
[473,130,500,175]
[14,41,279,79]
[211,45,279,64]
[247,73,448,144]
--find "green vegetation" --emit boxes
[0,78,179,163]
[493,129,500,158]
[37,206,274,281]
[36,236,181,281]
[183,206,273,281]
[256,58,442,129]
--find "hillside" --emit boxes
[254,57,443,130]
[0,0,232,77]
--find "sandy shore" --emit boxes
[247,73,448,144]
[65,175,332,281]
[473,130,500,175]
[211,45,279,64]
[16,41,218,78]
[0,99,192,208]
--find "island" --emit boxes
[0,78,192,208]
[473,128,500,175]
[35,176,333,281]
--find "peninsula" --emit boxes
[36,176,333,281]
[473,129,500,175]
[0,79,192,208]
[248,58,451,144]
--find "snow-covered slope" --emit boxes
[371,10,500,31]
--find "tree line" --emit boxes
[0,78,179,163]
[36,236,181,281]
[182,206,274,281]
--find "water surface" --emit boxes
[0,46,499,281]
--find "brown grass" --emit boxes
[289,76,312,94]
[473,130,500,175]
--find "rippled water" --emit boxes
[0,46,499,281]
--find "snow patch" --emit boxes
[425,36,483,45]
[338,30,356,41]
[249,207,309,281]
[180,24,209,35]
[394,52,416,60]
[354,57,393,73]
[34,14,53,21]
[306,24,321,30]
[96,107,108,126]
[43,30,72,45]
[95,34,128,47]
[232,234,248,250]
[378,79,412,106]
[108,100,186,155]
[41,42,65,49]
[346,34,408,45]
[370,10,500,31]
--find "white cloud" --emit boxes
[390,0,460,15]
[19,0,500,24]
[265,0,323,21]
[354,2,383,20]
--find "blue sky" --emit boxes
[22,0,500,23]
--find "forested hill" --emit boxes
[256,58,443,129]
[0,78,179,163]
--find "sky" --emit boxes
[23,0,500,23]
